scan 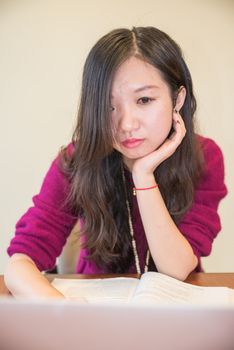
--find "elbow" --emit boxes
[4,253,36,293]
[158,254,198,282]
[172,254,199,281]
[4,257,16,292]
[170,270,192,282]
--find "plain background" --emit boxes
[0,0,233,273]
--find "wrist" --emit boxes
[133,183,158,196]
[132,172,156,188]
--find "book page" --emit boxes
[52,277,139,303]
[132,272,233,305]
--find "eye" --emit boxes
[109,106,115,112]
[138,97,154,104]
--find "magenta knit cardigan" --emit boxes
[7,135,227,273]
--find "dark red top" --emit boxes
[7,135,227,273]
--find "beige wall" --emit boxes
[0,0,233,273]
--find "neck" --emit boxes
[122,156,134,172]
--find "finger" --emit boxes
[172,111,186,138]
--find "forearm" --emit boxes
[133,174,197,281]
[4,253,64,299]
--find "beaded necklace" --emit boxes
[121,165,150,274]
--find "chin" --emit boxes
[122,151,151,161]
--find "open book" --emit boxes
[52,272,234,305]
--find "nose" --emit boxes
[118,106,140,133]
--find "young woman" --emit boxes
[5,26,227,298]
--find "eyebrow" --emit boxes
[111,85,160,99]
[134,85,160,93]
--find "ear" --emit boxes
[174,86,186,112]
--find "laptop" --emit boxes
[0,297,233,350]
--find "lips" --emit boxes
[121,138,144,149]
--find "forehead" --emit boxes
[111,56,167,94]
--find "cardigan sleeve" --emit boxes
[7,147,78,271]
[178,136,227,266]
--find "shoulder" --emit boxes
[196,134,226,183]
[194,134,227,200]
[55,142,75,166]
[196,134,224,161]
[52,141,75,175]
[61,142,75,157]
[37,142,75,204]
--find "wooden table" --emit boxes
[1,272,234,296]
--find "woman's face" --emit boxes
[111,56,174,167]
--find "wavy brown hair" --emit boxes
[60,27,203,273]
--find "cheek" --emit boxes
[161,116,173,135]
[151,112,172,132]
[110,118,118,139]
[111,121,120,149]
[149,113,172,145]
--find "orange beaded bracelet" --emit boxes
[133,184,158,196]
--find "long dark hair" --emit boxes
[61,27,203,273]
